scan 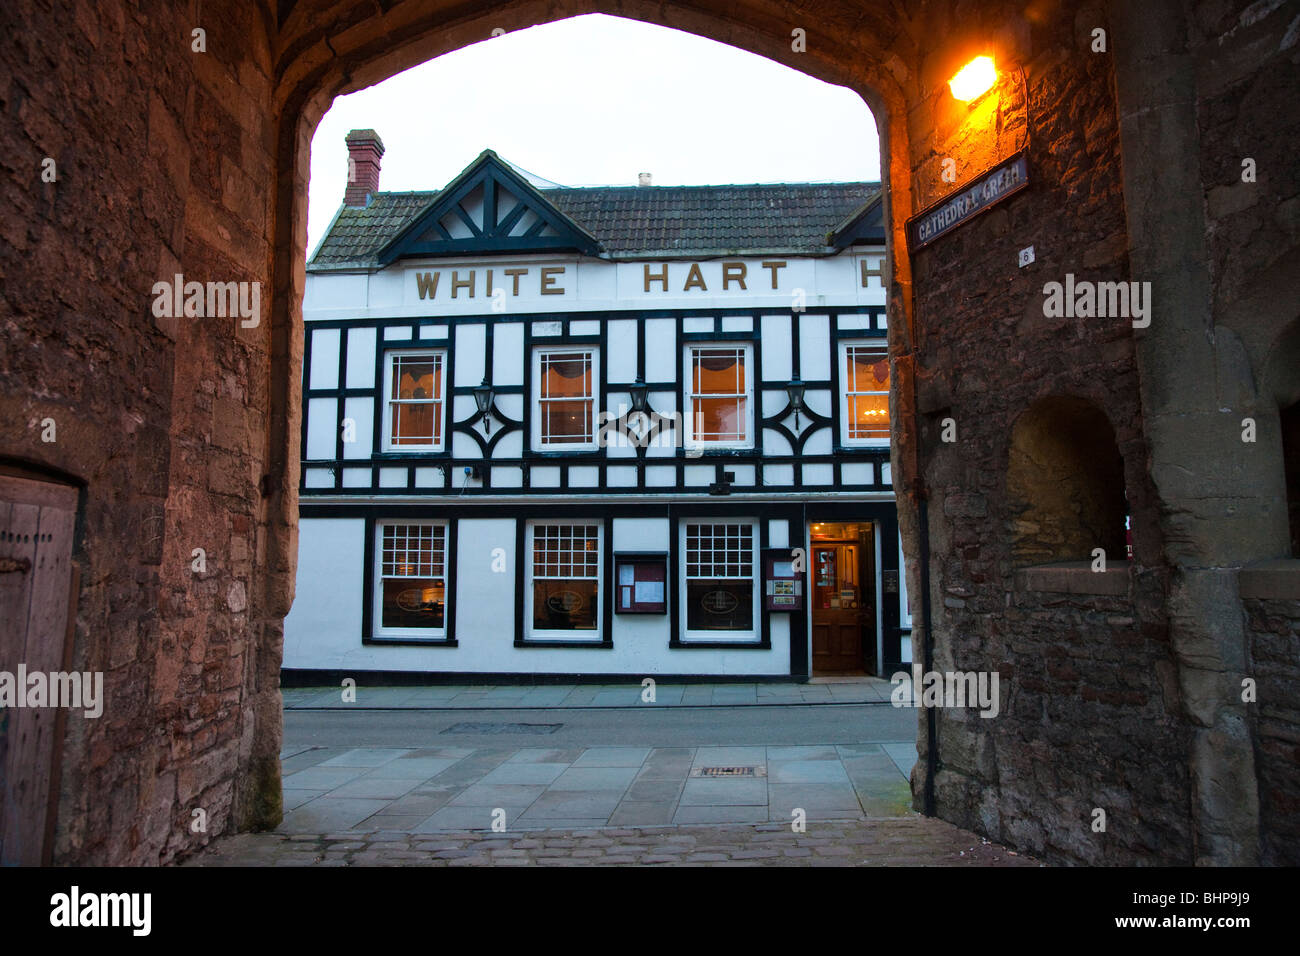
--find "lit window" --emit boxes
[842,343,889,443]
[528,522,602,638]
[383,351,445,451]
[533,348,598,450]
[683,521,755,634]
[375,521,447,638]
[686,345,753,448]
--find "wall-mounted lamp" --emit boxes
[949,55,996,102]
[786,377,806,430]
[628,377,649,414]
[473,377,494,435]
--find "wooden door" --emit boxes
[0,474,79,865]
[810,543,864,673]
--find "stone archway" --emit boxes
[3,0,1296,866]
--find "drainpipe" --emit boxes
[917,495,937,816]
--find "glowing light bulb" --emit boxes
[949,56,996,102]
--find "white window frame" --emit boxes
[382,349,447,452]
[524,520,604,642]
[683,343,755,450]
[372,519,449,641]
[839,341,890,448]
[679,519,760,643]
[531,347,600,452]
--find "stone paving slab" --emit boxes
[186,818,1041,867]
[282,678,893,710]
[274,742,919,835]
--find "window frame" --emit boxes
[678,518,760,643]
[839,340,891,448]
[531,346,601,453]
[372,519,450,642]
[683,343,755,451]
[523,519,605,643]
[381,348,448,453]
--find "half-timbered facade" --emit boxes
[285,134,910,679]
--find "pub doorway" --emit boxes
[809,521,877,676]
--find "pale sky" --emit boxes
[306,13,881,258]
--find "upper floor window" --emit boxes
[685,344,753,449]
[841,343,889,445]
[383,350,445,452]
[533,348,598,451]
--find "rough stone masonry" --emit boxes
[0,0,1296,865]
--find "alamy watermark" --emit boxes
[0,665,103,718]
[891,666,1000,718]
[1042,273,1150,328]
[151,273,261,328]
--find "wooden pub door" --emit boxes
[809,522,877,675]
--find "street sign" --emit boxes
[907,150,1029,251]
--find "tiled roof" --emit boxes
[309,181,881,269]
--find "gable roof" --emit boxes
[309,152,883,271]
[375,150,601,265]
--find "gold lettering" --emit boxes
[683,263,707,292]
[643,263,669,293]
[722,261,747,290]
[540,266,565,295]
[504,267,528,295]
[485,269,494,297]
[761,260,787,289]
[860,256,884,288]
[416,272,440,300]
[451,271,475,298]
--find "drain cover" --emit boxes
[442,722,563,735]
[690,766,766,777]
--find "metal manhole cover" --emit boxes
[442,722,563,735]
[690,766,766,777]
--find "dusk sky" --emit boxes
[306,13,881,256]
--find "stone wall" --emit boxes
[1244,595,1300,865]
[0,0,282,864]
[902,2,1198,863]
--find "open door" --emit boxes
[809,521,876,675]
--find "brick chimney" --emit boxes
[344,129,384,207]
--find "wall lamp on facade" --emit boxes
[949,55,996,102]
[786,377,806,430]
[629,377,649,414]
[473,377,495,435]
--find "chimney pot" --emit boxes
[344,129,385,207]
[638,172,652,187]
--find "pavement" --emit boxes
[282,677,896,710]
[271,741,916,832]
[186,678,1041,866]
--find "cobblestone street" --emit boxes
[189,816,1040,866]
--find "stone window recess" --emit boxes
[1006,396,1128,569]
[1281,400,1299,557]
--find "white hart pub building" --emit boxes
[284,129,911,681]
